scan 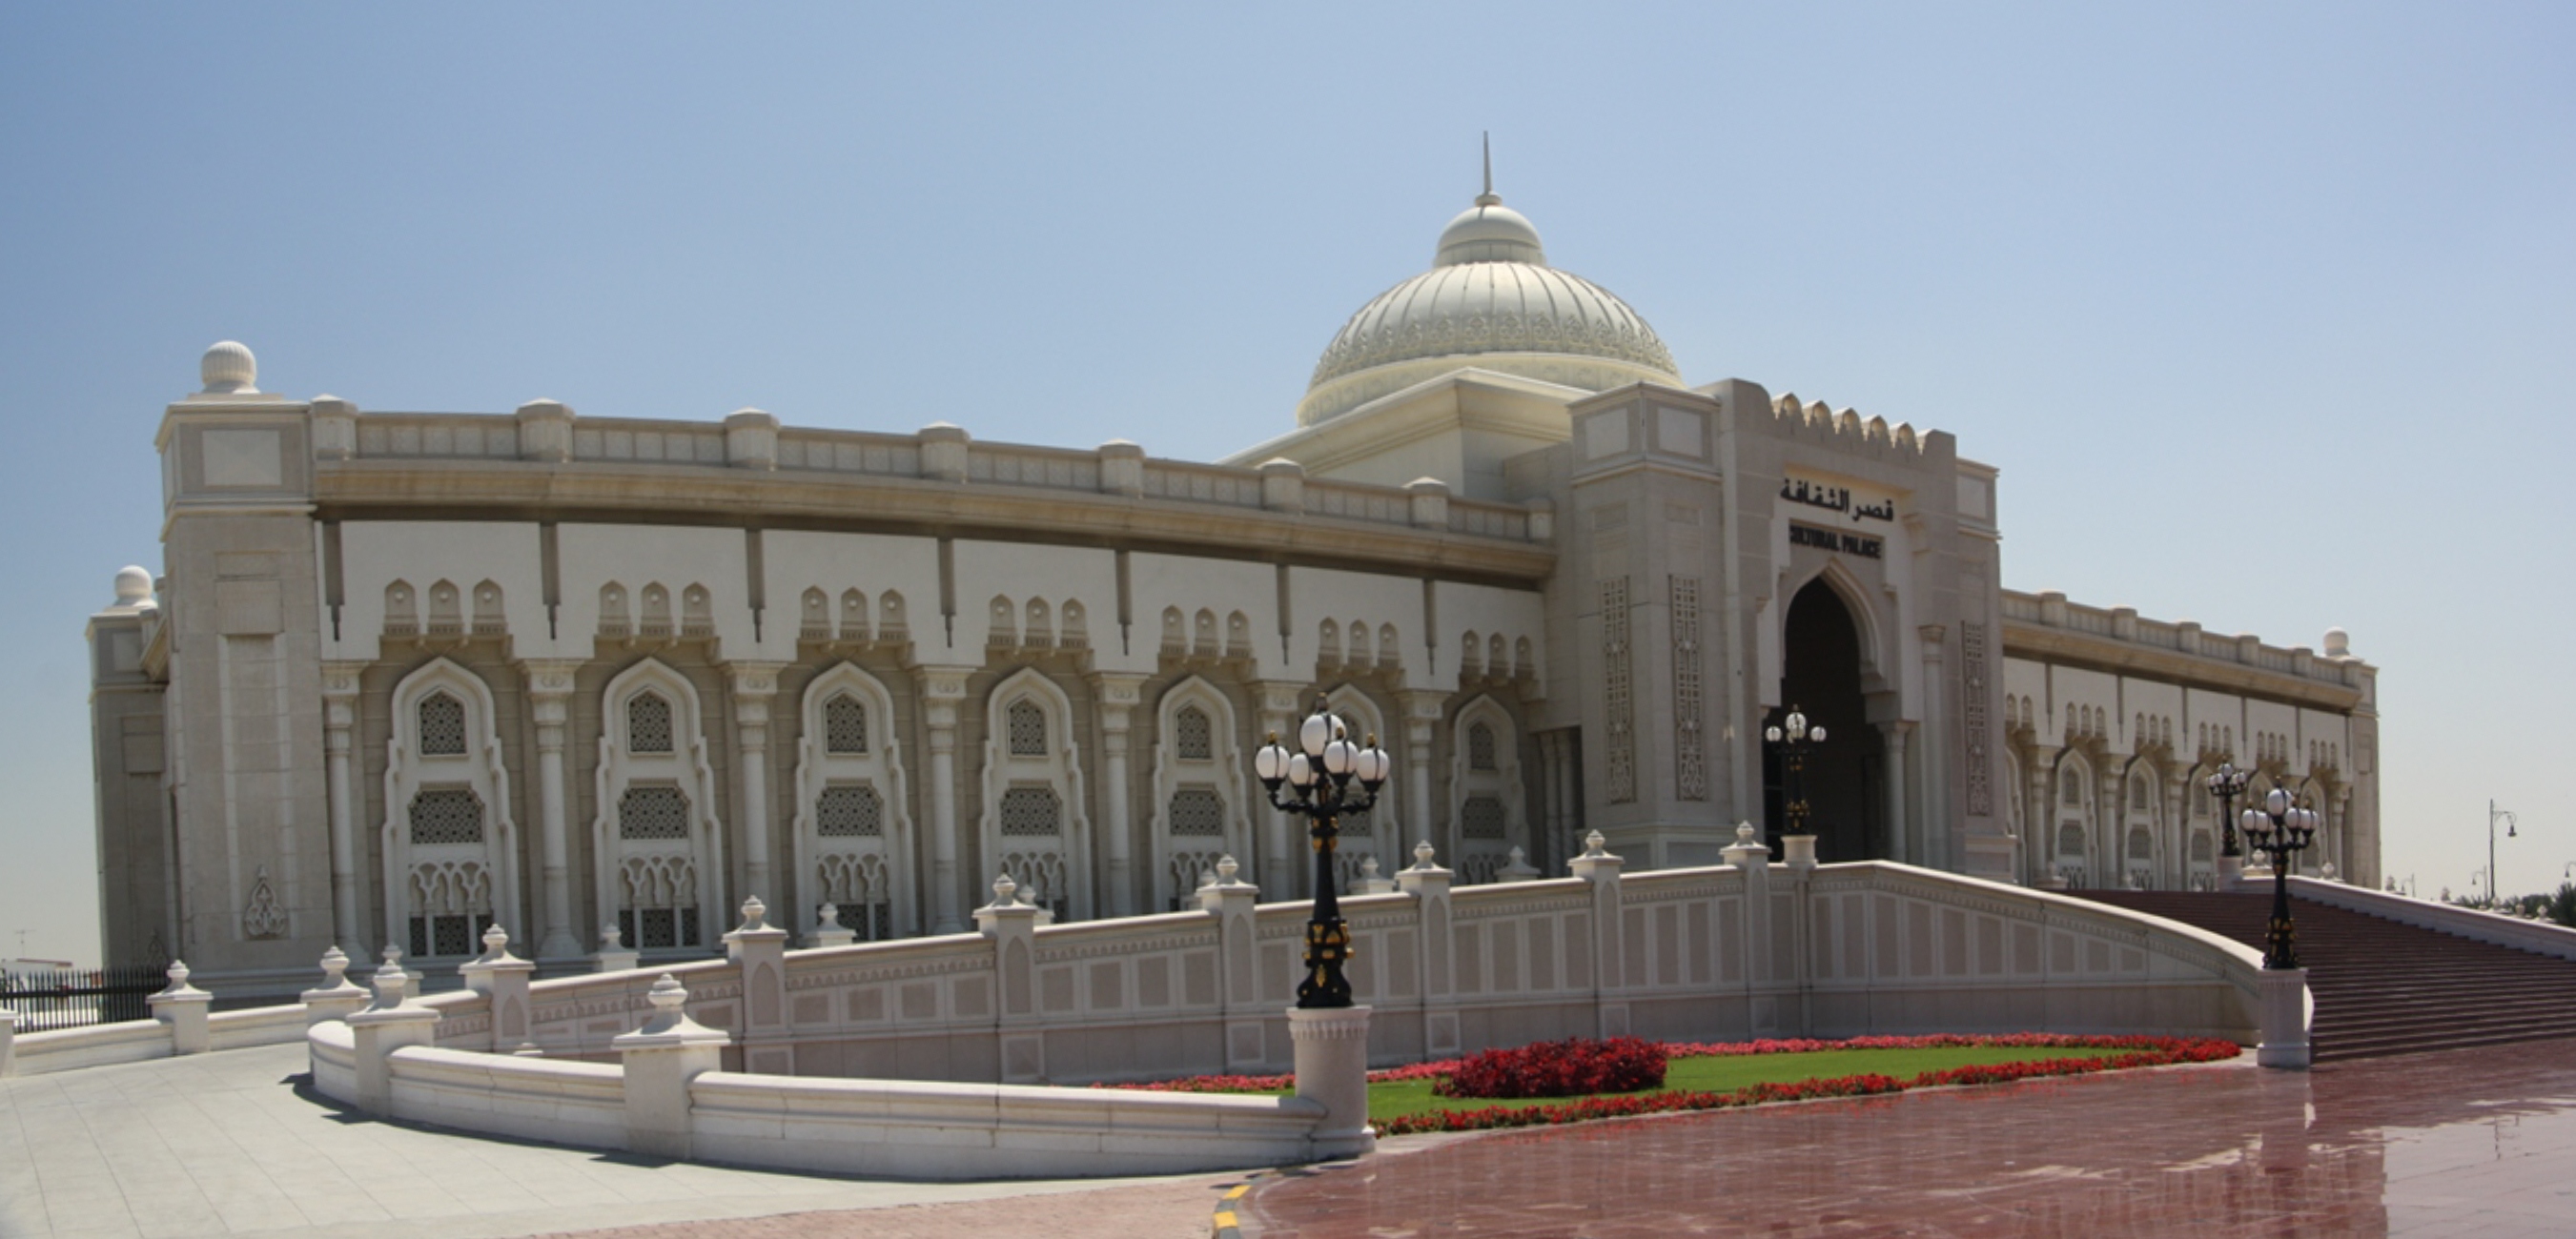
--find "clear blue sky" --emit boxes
[3,4,2568,965]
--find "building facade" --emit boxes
[87,188,2380,992]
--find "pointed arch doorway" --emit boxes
[1765,578,1881,862]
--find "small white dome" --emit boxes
[1434,196,1546,266]
[2323,627,2351,657]
[113,565,155,606]
[201,341,257,394]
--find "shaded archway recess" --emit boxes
[1765,579,1880,862]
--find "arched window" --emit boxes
[1174,705,1213,761]
[1461,796,1507,839]
[417,693,467,757]
[824,694,869,754]
[2057,823,2086,857]
[1006,700,1047,756]
[2060,768,2083,805]
[1467,721,1497,771]
[628,692,674,754]
[2190,832,2214,864]
[2127,828,2153,861]
[2131,777,2150,810]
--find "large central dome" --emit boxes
[1298,187,1681,426]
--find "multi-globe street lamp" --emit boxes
[2205,762,2252,862]
[2240,787,2320,969]
[1764,706,1827,849]
[1255,699,1390,1010]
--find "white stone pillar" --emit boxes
[1399,690,1446,863]
[977,875,1047,1083]
[321,665,367,956]
[725,897,793,1074]
[1722,823,1774,1035]
[1090,672,1148,917]
[346,951,442,1113]
[726,663,785,911]
[1569,832,1627,1038]
[614,974,730,1159]
[2257,967,2312,1069]
[457,925,537,1051]
[2026,745,2060,888]
[521,660,585,962]
[1250,682,1307,895]
[1398,843,1459,1057]
[0,1006,18,1078]
[1879,721,1914,866]
[917,671,970,933]
[300,945,369,1026]
[1288,1005,1375,1160]
[147,961,212,1055]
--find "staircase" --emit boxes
[2076,890,2576,1062]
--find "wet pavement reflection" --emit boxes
[1242,1040,2576,1237]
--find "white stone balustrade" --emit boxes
[301,946,369,1026]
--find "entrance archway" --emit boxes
[1765,578,1879,861]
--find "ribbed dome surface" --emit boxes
[1298,193,1679,426]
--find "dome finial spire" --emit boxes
[1476,132,1500,207]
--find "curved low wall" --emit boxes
[305,1018,1335,1178]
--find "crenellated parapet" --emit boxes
[1769,392,1926,457]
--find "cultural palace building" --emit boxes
[85,179,2382,996]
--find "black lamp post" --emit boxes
[1256,699,1390,1009]
[1765,705,1826,849]
[2206,762,2251,861]
[2239,787,2319,969]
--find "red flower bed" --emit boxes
[1092,1032,2242,1133]
[1434,1036,1668,1099]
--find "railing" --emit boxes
[0,965,163,1032]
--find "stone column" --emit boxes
[2257,967,2311,1068]
[1879,721,1914,866]
[977,875,1046,1083]
[2025,745,2060,887]
[457,925,537,1051]
[1249,681,1308,894]
[1090,672,1149,917]
[0,1006,15,1078]
[725,898,793,1073]
[147,961,212,1055]
[1398,690,1447,863]
[614,974,730,1159]
[726,663,786,911]
[320,664,368,957]
[1196,857,1268,1069]
[346,951,443,1114]
[1569,832,1627,1037]
[1398,843,1459,1057]
[1722,823,1774,1035]
[1915,625,1950,873]
[521,660,586,962]
[299,945,369,1026]
[916,670,971,933]
[1288,1005,1376,1160]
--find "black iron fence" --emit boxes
[1,965,167,1032]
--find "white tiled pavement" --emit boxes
[0,1045,1204,1238]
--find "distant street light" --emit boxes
[1765,706,1827,851]
[2487,801,2518,906]
[2206,763,2252,861]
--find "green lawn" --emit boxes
[1361,1045,2134,1122]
